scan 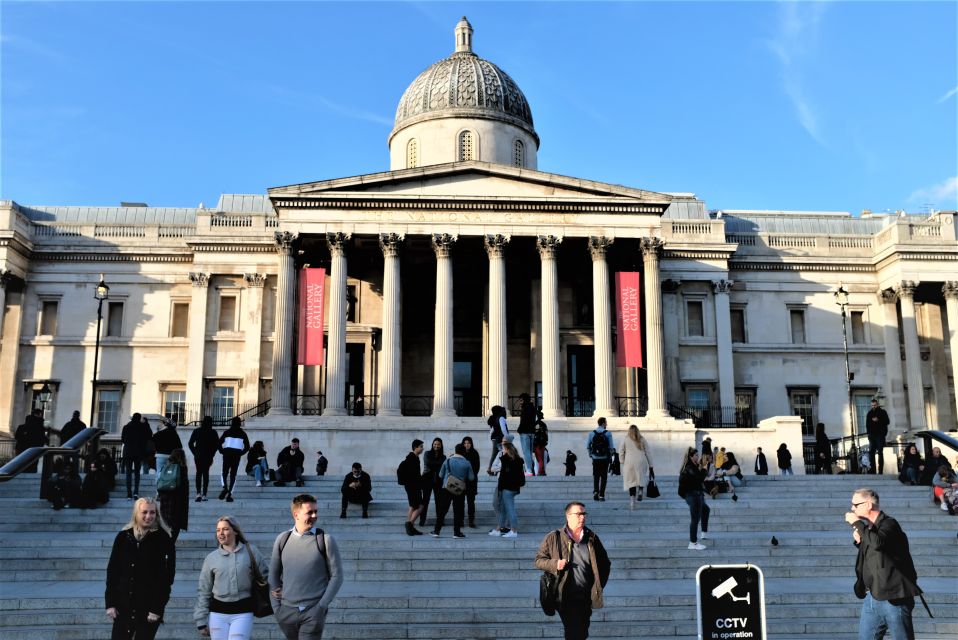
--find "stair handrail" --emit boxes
[913,430,958,458]
[0,427,105,483]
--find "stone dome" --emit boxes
[390,17,538,146]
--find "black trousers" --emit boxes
[341,495,369,514]
[221,453,241,493]
[195,459,212,495]
[868,436,885,474]
[433,489,465,534]
[419,477,440,526]
[592,460,609,496]
[111,615,159,640]
[558,599,592,640]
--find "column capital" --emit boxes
[943,281,958,300]
[274,231,298,255]
[588,236,613,260]
[244,273,266,288]
[711,279,734,294]
[326,232,351,257]
[484,234,510,259]
[189,272,210,288]
[536,234,562,259]
[432,233,458,258]
[640,237,665,257]
[879,288,899,304]
[0,269,21,289]
[896,280,918,299]
[379,232,404,257]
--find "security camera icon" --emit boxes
[711,577,751,605]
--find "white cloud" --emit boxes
[937,86,958,104]
[907,177,958,209]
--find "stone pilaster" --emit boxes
[641,238,668,418]
[0,271,23,434]
[712,279,736,411]
[323,232,351,416]
[432,234,457,417]
[589,236,615,417]
[878,289,907,431]
[378,234,404,416]
[896,281,926,431]
[943,282,958,427]
[537,235,563,418]
[485,234,510,411]
[186,272,209,409]
[269,232,297,416]
[242,273,266,405]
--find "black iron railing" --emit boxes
[294,395,326,416]
[667,404,755,429]
[179,402,270,426]
[562,397,595,418]
[616,396,648,418]
[401,395,433,417]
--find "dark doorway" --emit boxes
[345,343,366,415]
[454,352,483,417]
[566,345,595,417]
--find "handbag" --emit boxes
[539,531,563,616]
[246,544,273,618]
[645,468,660,499]
[443,474,466,496]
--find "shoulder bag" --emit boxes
[539,530,563,616]
[246,544,273,618]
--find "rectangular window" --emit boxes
[850,311,865,344]
[788,389,817,437]
[853,391,877,435]
[687,387,711,410]
[734,389,755,428]
[211,385,235,422]
[163,389,186,425]
[95,389,122,433]
[730,308,746,343]
[686,300,704,337]
[218,295,237,332]
[790,309,806,344]
[39,300,58,336]
[171,302,189,338]
[106,301,124,337]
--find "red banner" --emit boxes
[297,268,326,366]
[615,271,643,367]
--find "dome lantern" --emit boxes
[454,16,474,54]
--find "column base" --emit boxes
[542,408,564,419]
[431,409,457,418]
[377,408,402,417]
[593,407,617,419]
[323,407,348,417]
[644,409,672,420]
[268,407,292,417]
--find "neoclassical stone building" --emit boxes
[1,18,956,471]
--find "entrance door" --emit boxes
[566,345,595,417]
[454,352,482,417]
[345,343,365,415]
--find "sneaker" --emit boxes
[524,471,534,477]
[502,531,518,539]
[430,531,440,538]
[700,532,709,540]
[453,532,466,539]
[688,542,706,550]
[225,494,234,503]
[593,493,600,501]
[597,495,606,502]
[195,495,203,503]
[132,494,138,501]
[218,488,228,500]
[201,495,208,502]
[255,481,262,488]
[488,528,503,537]
[942,502,950,512]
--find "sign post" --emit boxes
[696,564,766,640]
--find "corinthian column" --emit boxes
[323,232,351,416]
[537,235,563,418]
[432,234,457,417]
[896,281,925,431]
[589,237,615,417]
[378,234,403,416]
[485,234,510,411]
[269,232,297,416]
[712,279,736,412]
[186,272,210,411]
[943,282,958,425]
[641,238,668,418]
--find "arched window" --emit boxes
[458,130,474,161]
[406,139,418,169]
[513,139,524,167]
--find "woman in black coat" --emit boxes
[776,443,793,476]
[460,436,481,528]
[105,497,174,640]
[156,449,189,542]
[679,447,710,550]
[813,423,832,474]
[899,444,923,485]
[419,438,446,528]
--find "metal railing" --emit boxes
[807,433,915,475]
[0,428,106,499]
[294,395,326,416]
[562,397,596,418]
[176,402,270,426]
[666,404,755,429]
[615,396,648,417]
[400,396,433,417]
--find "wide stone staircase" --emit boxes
[0,471,955,639]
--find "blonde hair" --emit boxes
[122,496,170,539]
[627,425,647,451]
[215,515,247,545]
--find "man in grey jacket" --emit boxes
[269,494,343,639]
[431,443,476,538]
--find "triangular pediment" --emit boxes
[268,161,672,205]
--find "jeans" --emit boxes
[592,459,609,496]
[520,433,535,473]
[499,489,518,530]
[858,593,914,640]
[684,492,710,543]
[154,454,170,475]
[904,466,918,484]
[208,611,254,640]
[728,475,744,488]
[251,459,269,484]
[780,467,793,476]
[125,457,142,496]
[488,440,502,471]
[868,437,886,474]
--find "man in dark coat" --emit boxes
[275,438,305,487]
[59,410,87,445]
[754,446,769,475]
[340,462,373,518]
[516,393,537,475]
[188,416,220,501]
[845,487,923,640]
[14,409,47,472]
[864,399,890,474]
[121,413,152,499]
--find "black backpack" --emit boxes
[589,430,610,458]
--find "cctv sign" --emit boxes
[696,564,766,640]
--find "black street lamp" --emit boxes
[90,274,110,430]
[37,382,52,422]
[834,285,854,434]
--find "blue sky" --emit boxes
[2,1,956,214]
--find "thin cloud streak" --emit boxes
[937,86,958,103]
[907,176,958,209]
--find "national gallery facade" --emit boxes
[1,19,956,468]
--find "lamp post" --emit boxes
[37,382,52,425]
[834,286,854,434]
[90,275,110,430]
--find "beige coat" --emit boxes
[620,437,652,491]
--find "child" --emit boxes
[563,450,577,476]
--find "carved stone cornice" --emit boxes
[484,234,510,259]
[31,252,194,263]
[326,232,351,257]
[274,231,298,255]
[896,280,918,299]
[272,197,668,216]
[588,236,613,261]
[640,237,665,257]
[728,261,876,273]
[244,273,266,288]
[879,288,899,304]
[711,279,734,294]
[379,233,404,258]
[432,233,457,258]
[942,281,958,300]
[536,235,562,259]
[189,272,210,288]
